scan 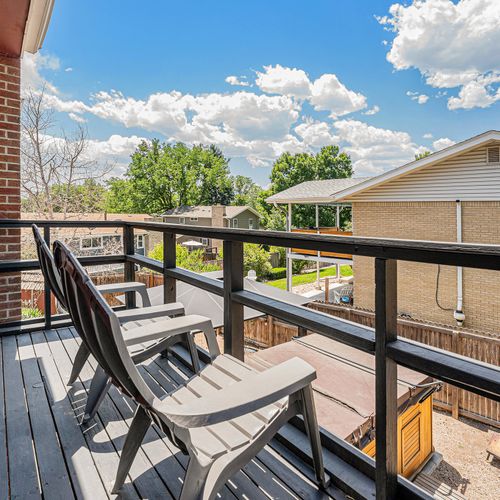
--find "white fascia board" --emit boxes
[22,0,55,54]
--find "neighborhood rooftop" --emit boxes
[162,205,260,218]
[266,177,370,204]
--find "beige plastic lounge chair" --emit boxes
[57,240,329,499]
[51,238,213,421]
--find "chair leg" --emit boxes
[186,333,201,374]
[301,385,329,488]
[83,365,111,422]
[180,456,212,500]
[112,405,152,493]
[68,342,90,385]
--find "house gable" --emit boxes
[343,138,500,202]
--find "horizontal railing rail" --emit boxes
[1,218,499,499]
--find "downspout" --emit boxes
[454,200,465,326]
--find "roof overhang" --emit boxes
[334,130,500,202]
[0,0,54,58]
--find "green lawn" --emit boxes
[266,265,352,290]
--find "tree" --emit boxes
[107,141,234,214]
[149,243,221,273]
[21,88,111,218]
[231,175,263,209]
[415,151,432,160]
[259,145,353,229]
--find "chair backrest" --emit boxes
[32,224,67,310]
[54,240,155,408]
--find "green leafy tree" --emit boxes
[231,175,263,209]
[149,243,221,273]
[259,145,353,229]
[105,178,136,213]
[106,140,234,214]
[415,150,432,160]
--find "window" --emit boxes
[190,217,198,221]
[179,217,185,224]
[201,238,209,245]
[135,234,145,248]
[232,219,238,228]
[80,236,103,250]
[248,218,254,230]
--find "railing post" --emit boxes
[43,225,52,330]
[375,258,398,500]
[223,240,244,360]
[163,231,176,303]
[123,224,136,309]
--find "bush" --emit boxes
[149,243,221,273]
[267,267,287,280]
[292,259,308,274]
[22,307,43,319]
[242,244,272,279]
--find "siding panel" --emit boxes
[352,144,500,201]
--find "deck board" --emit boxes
[0,328,340,500]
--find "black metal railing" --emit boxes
[1,218,500,499]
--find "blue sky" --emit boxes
[26,0,500,185]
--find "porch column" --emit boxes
[316,204,320,289]
[0,54,21,324]
[286,203,292,291]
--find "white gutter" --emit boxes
[454,200,465,326]
[22,0,55,54]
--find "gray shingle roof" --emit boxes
[162,205,260,218]
[266,178,370,204]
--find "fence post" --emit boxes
[123,224,136,309]
[451,331,460,419]
[43,225,52,330]
[223,240,244,360]
[163,231,176,304]
[375,258,398,500]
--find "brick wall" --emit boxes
[352,201,500,334]
[0,55,21,323]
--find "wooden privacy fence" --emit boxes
[307,303,500,428]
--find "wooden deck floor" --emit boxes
[0,328,344,499]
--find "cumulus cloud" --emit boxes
[432,137,456,150]
[423,133,433,139]
[294,118,339,148]
[255,64,368,117]
[333,119,426,176]
[380,0,500,110]
[255,64,312,98]
[225,75,250,87]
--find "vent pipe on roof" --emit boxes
[454,200,465,326]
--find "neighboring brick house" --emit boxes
[334,130,500,334]
[0,0,55,323]
[161,205,261,251]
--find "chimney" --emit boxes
[212,205,225,227]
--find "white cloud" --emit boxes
[380,0,500,110]
[333,119,426,176]
[68,112,87,123]
[294,118,339,148]
[423,133,433,139]
[255,64,368,117]
[21,52,60,93]
[65,67,73,73]
[406,91,429,104]
[310,74,367,117]
[225,75,250,87]
[432,137,456,150]
[363,105,380,115]
[255,64,311,98]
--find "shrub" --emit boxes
[267,267,287,280]
[149,243,221,273]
